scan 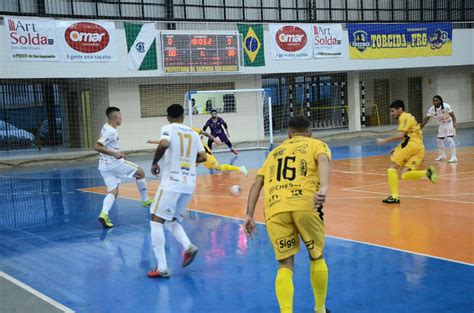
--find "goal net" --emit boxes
[185,88,274,150]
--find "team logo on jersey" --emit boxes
[268,194,281,206]
[180,162,190,170]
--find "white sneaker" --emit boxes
[448,157,458,163]
[435,155,446,161]
[240,166,248,177]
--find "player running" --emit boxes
[94,107,153,228]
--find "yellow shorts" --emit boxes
[266,209,325,261]
[203,153,219,170]
[391,141,425,170]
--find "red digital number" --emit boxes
[200,50,206,57]
[227,38,232,45]
[167,37,173,46]
[227,49,236,57]
[168,50,177,57]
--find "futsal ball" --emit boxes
[229,184,241,197]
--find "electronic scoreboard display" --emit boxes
[161,33,240,73]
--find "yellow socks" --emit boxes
[401,170,427,181]
[275,268,294,313]
[387,168,399,198]
[220,164,240,172]
[310,259,328,313]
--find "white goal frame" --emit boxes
[185,88,274,150]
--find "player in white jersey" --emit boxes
[420,95,458,163]
[94,107,153,228]
[147,104,207,278]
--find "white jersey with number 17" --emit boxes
[159,123,205,194]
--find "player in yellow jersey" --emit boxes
[244,116,331,313]
[147,128,247,176]
[376,100,438,204]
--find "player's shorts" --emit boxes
[438,122,456,138]
[203,153,219,170]
[150,187,192,222]
[266,209,325,261]
[99,160,139,192]
[390,140,425,171]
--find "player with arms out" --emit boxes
[94,107,153,228]
[147,104,207,278]
[376,100,438,204]
[203,110,237,154]
[420,95,458,163]
[244,116,331,313]
[148,127,247,176]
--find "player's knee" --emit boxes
[437,138,444,148]
[134,168,145,179]
[310,254,324,262]
[446,136,455,147]
[278,256,294,270]
[164,220,177,231]
[110,188,119,197]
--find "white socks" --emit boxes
[437,138,446,158]
[447,137,457,158]
[165,221,192,251]
[135,178,148,201]
[101,193,115,215]
[150,221,168,272]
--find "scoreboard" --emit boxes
[161,33,240,74]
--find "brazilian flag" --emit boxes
[237,24,265,67]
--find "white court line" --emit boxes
[187,209,472,266]
[79,189,474,265]
[331,170,386,176]
[0,272,74,313]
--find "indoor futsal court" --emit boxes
[1,1,473,313]
[0,129,472,313]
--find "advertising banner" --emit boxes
[348,23,452,59]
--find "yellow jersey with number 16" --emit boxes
[257,136,331,221]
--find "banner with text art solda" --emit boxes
[4,16,59,62]
[56,20,117,62]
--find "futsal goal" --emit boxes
[184,88,274,150]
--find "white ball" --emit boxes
[229,184,241,197]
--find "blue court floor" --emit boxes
[0,129,473,313]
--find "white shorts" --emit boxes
[438,123,456,138]
[99,160,139,192]
[150,187,192,222]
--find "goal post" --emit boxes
[185,88,274,150]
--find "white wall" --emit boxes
[358,66,474,125]
[106,75,262,151]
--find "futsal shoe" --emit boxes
[448,157,458,163]
[182,244,198,267]
[231,149,238,155]
[141,198,153,207]
[434,155,446,161]
[147,267,170,278]
[382,196,400,204]
[98,211,113,228]
[240,166,248,176]
[426,166,439,183]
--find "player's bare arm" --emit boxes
[151,139,169,176]
[450,111,457,128]
[376,131,405,145]
[315,154,330,207]
[199,130,220,145]
[146,140,160,144]
[420,116,431,129]
[94,141,125,159]
[244,175,264,239]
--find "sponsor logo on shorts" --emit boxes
[304,240,314,250]
[277,233,298,253]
